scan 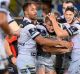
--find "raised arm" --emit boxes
[48,14,69,37]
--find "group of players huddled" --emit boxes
[0,0,80,74]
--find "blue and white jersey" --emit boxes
[62,23,80,50]
[36,24,56,67]
[16,18,40,71]
[0,8,7,14]
[36,23,57,38]
[7,11,14,23]
[18,17,40,55]
[36,24,48,37]
[0,0,10,8]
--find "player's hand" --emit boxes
[60,40,73,49]
[42,46,71,54]
[47,13,56,22]
[11,57,16,65]
[57,49,71,54]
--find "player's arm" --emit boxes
[28,24,72,49]
[48,14,69,37]
[0,12,11,35]
[4,38,13,56]
[34,35,72,49]
[42,46,71,54]
[8,14,21,36]
[9,20,21,36]
[4,39,16,65]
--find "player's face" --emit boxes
[63,3,73,14]
[64,10,75,24]
[26,4,37,20]
[45,20,54,33]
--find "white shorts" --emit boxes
[37,55,56,71]
[65,59,80,74]
[16,54,36,74]
[65,50,80,74]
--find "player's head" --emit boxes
[0,0,10,9]
[23,0,38,20]
[45,17,54,33]
[64,7,75,24]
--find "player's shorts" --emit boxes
[17,65,36,74]
[65,59,80,74]
[16,53,37,74]
[65,50,80,74]
[37,55,56,71]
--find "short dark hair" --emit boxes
[65,7,75,13]
[23,0,37,11]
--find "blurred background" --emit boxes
[9,0,80,17]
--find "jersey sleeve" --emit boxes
[7,12,14,23]
[27,24,40,39]
[0,9,14,23]
[0,8,7,14]
[7,12,20,32]
[36,25,47,36]
[63,24,79,36]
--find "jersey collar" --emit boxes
[23,17,32,23]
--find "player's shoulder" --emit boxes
[73,23,80,26]
[20,18,35,29]
[0,8,7,14]
[72,23,80,29]
[36,24,46,30]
